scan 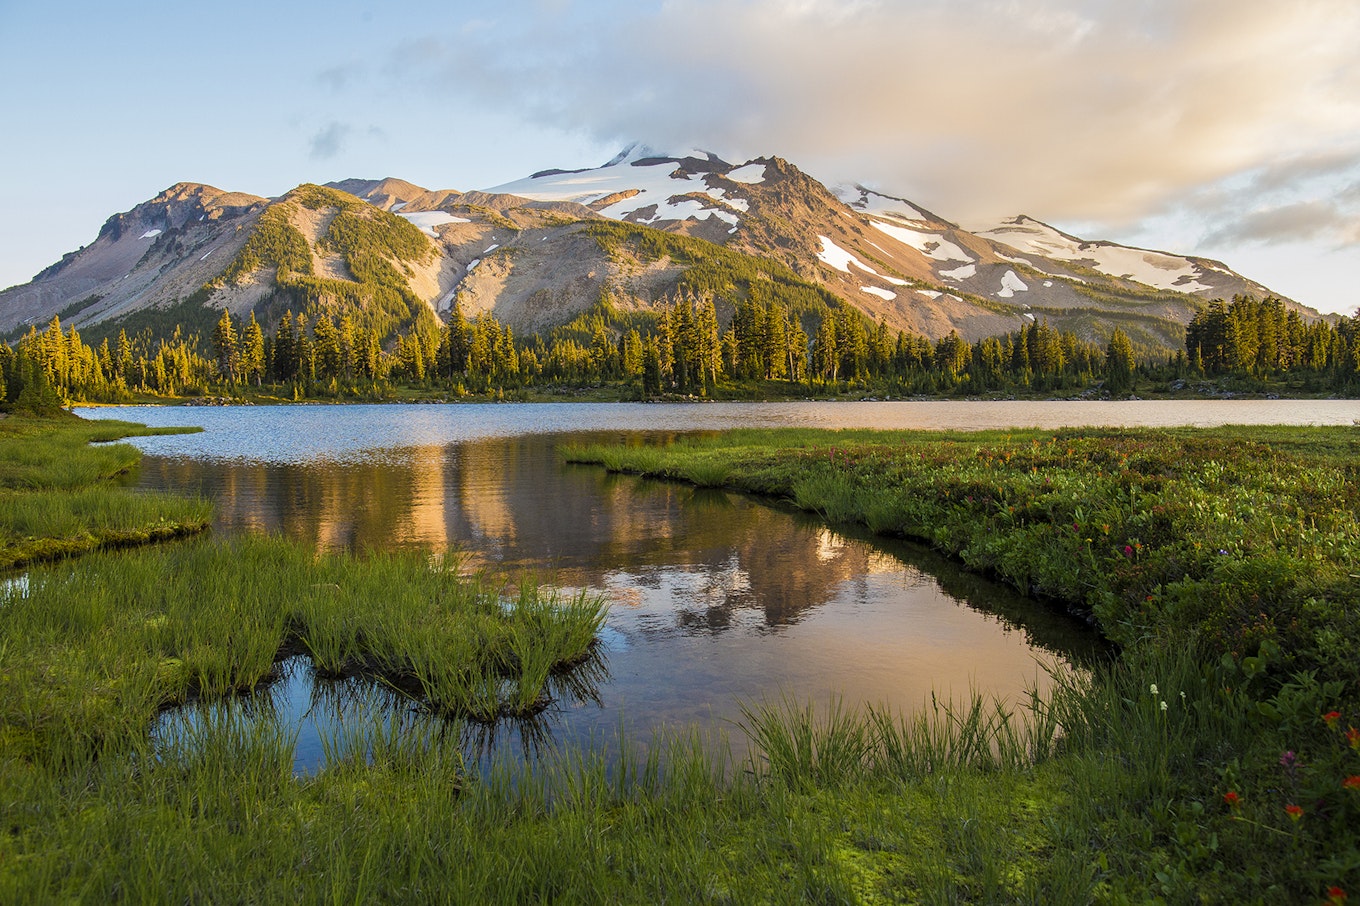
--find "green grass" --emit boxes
[4,415,1357,901]
[0,535,608,768]
[0,414,210,568]
[567,425,1360,900]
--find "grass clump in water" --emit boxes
[0,535,610,770]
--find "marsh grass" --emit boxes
[5,416,1355,900]
[0,535,610,772]
[0,415,210,568]
[568,425,1360,900]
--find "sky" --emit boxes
[2,0,1358,315]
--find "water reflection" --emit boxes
[157,644,612,775]
[129,426,1104,769]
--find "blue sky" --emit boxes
[3,0,1358,315]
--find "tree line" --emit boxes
[5,292,1358,410]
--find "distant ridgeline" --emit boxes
[2,292,1358,408]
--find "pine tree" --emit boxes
[212,309,239,383]
[1105,328,1135,394]
[241,313,266,386]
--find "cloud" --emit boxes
[309,122,352,161]
[317,63,365,93]
[391,0,1360,227]
[1204,200,1349,245]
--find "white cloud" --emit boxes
[403,0,1360,228]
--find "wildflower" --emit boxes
[1327,886,1347,905]
[1223,791,1241,807]
[1149,684,1159,696]
[1285,804,1304,821]
[1280,751,1298,769]
[1324,711,1342,728]
[1123,544,1134,558]
[1348,727,1360,750]
[1160,701,1168,712]
[1343,776,1360,791]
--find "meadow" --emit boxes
[568,425,1360,902]
[1,415,1356,902]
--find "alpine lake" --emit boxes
[77,399,1358,773]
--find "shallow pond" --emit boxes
[78,400,1353,770]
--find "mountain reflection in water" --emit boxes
[129,424,1102,766]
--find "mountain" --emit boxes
[0,145,1319,350]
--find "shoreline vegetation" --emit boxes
[0,413,210,569]
[565,426,1360,901]
[2,417,1357,901]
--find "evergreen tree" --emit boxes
[1105,328,1135,394]
[212,309,239,382]
[241,313,266,386]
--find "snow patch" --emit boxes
[466,258,481,272]
[870,221,973,263]
[834,185,933,223]
[817,236,881,276]
[199,251,212,261]
[725,163,768,184]
[916,289,942,299]
[996,270,1028,298]
[978,217,1213,293]
[139,229,162,239]
[486,154,741,228]
[484,244,499,253]
[391,202,407,212]
[398,211,470,237]
[940,264,977,281]
[1043,280,1053,287]
[860,286,896,301]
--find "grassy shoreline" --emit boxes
[0,414,211,568]
[3,417,1357,901]
[567,425,1360,900]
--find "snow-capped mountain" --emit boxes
[0,145,1314,349]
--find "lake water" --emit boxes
[77,400,1356,769]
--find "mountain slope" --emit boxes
[483,145,1313,348]
[0,145,1321,351]
[0,183,268,333]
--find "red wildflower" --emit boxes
[1123,544,1134,558]
[1285,804,1304,821]
[1324,711,1342,728]
[1223,791,1241,807]
[1343,776,1360,791]
[1348,727,1360,750]
[1327,887,1347,906]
